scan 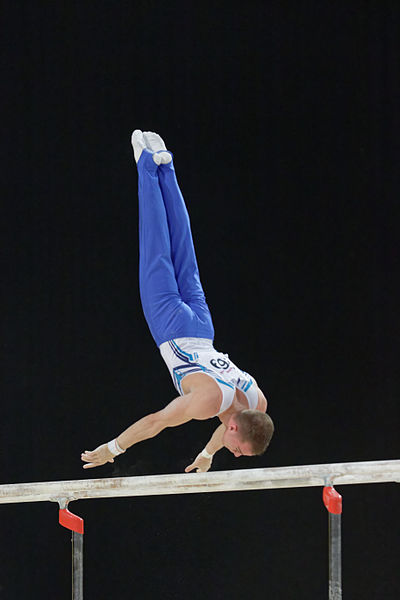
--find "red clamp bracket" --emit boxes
[59,508,84,534]
[323,486,342,514]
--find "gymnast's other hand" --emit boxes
[185,453,213,473]
[81,444,115,469]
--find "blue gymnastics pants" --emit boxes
[137,150,215,347]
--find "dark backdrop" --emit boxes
[1,2,399,599]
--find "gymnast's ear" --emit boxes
[227,415,239,431]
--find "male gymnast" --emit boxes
[81,131,274,473]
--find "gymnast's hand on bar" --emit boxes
[185,453,213,473]
[81,444,115,469]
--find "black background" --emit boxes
[1,2,399,599]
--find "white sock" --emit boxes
[131,130,147,163]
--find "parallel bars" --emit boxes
[1,459,399,600]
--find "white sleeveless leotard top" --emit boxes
[159,337,258,415]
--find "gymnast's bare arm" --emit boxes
[185,422,227,473]
[256,388,268,412]
[81,388,221,469]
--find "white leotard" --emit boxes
[159,337,258,415]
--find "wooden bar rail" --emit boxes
[0,459,399,505]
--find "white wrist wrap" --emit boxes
[201,448,213,459]
[107,439,126,456]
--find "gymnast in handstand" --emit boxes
[81,131,274,473]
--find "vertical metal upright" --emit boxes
[323,486,342,600]
[59,503,84,600]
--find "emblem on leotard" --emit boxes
[210,358,230,370]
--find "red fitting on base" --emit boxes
[59,508,84,534]
[323,486,342,514]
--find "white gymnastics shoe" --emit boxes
[143,131,167,152]
[131,129,147,163]
[143,131,172,165]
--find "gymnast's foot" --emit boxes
[131,129,147,163]
[143,131,172,165]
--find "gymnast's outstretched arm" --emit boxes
[81,390,221,469]
[185,423,227,473]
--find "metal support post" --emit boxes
[72,530,84,599]
[323,486,342,600]
[58,501,84,600]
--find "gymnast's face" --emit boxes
[223,417,254,457]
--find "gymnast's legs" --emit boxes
[132,130,214,347]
